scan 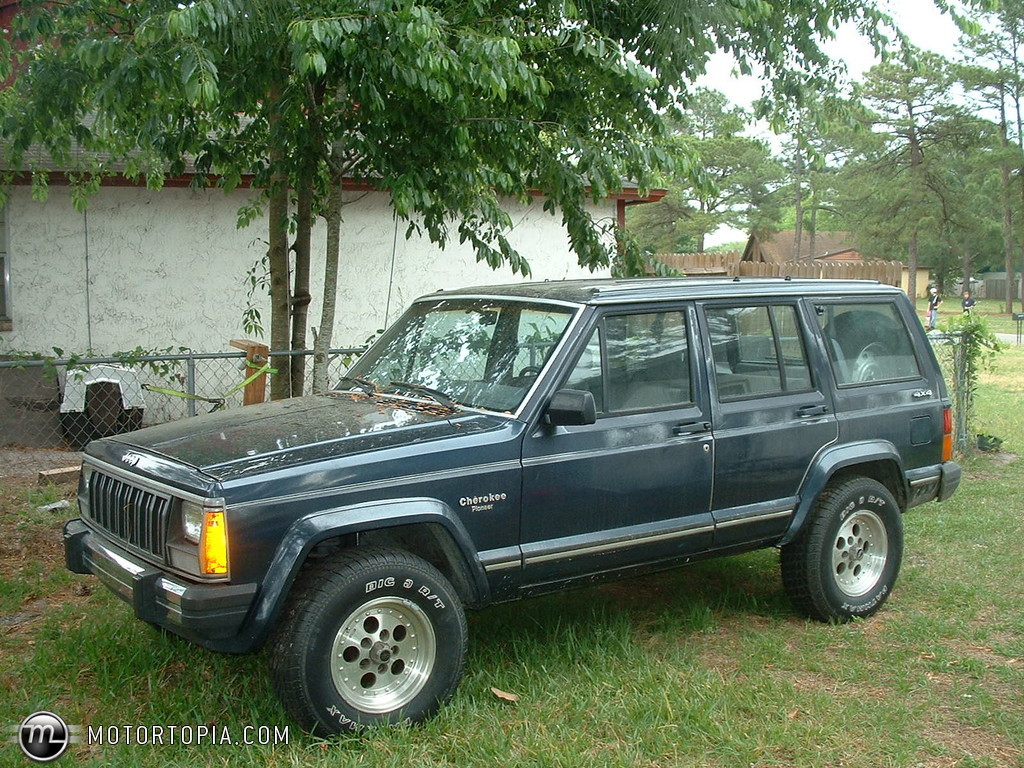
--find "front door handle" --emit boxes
[797,404,828,418]
[672,421,712,436]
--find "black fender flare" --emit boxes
[780,440,906,547]
[242,497,488,648]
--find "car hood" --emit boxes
[106,393,510,481]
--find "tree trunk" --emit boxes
[267,186,292,397]
[267,180,291,400]
[793,147,804,261]
[1012,29,1024,314]
[312,165,344,394]
[907,113,923,303]
[808,197,817,261]
[1001,161,1015,314]
[267,87,292,400]
[907,230,919,304]
[999,90,1016,315]
[290,179,313,397]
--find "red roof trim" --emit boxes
[5,171,666,201]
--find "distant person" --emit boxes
[961,291,976,315]
[927,287,942,330]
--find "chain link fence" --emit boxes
[0,334,982,478]
[0,348,363,476]
[926,331,971,455]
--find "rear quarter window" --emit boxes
[816,302,921,386]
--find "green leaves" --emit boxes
[180,48,221,106]
[628,87,782,254]
[3,0,939,325]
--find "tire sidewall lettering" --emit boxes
[837,495,887,523]
[363,574,447,610]
[841,583,889,614]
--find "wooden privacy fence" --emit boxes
[733,260,903,286]
[653,252,903,288]
[654,252,738,273]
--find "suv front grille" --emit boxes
[85,471,170,558]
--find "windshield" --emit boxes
[345,298,576,413]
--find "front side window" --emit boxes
[816,302,921,385]
[347,299,574,412]
[706,304,813,400]
[564,310,692,413]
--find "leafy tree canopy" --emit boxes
[6,0,992,383]
[1,0,913,269]
[627,88,785,254]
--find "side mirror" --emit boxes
[545,389,597,426]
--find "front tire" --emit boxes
[781,478,903,622]
[269,549,467,734]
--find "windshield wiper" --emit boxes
[335,376,378,395]
[385,381,458,410]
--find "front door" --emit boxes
[520,305,715,589]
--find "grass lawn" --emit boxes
[914,297,1022,336]
[1,349,1021,767]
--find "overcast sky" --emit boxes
[702,0,964,108]
[699,0,967,246]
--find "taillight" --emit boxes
[942,406,953,462]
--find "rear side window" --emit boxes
[816,303,921,385]
[706,305,813,400]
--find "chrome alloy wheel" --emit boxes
[330,596,437,713]
[832,510,889,597]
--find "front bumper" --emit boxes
[64,519,257,645]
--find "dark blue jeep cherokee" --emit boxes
[64,277,960,733]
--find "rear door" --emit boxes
[813,298,946,472]
[701,300,838,547]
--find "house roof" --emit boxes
[743,230,862,264]
[0,0,19,25]
[1,136,663,201]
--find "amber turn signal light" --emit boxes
[199,510,229,576]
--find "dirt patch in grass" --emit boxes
[0,477,72,565]
[927,708,1023,767]
[0,477,88,637]
[0,447,83,479]
[964,452,1020,481]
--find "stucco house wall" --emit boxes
[1,183,614,357]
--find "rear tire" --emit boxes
[781,478,903,622]
[268,548,467,734]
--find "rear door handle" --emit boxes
[797,404,828,418]
[672,421,712,436]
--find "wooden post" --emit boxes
[229,339,271,405]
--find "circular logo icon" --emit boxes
[18,711,70,763]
